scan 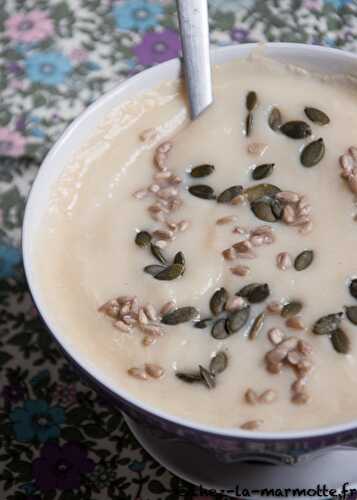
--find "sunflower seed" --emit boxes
[245,112,253,136]
[294,250,314,271]
[252,163,275,180]
[217,185,243,203]
[128,367,148,380]
[276,191,300,204]
[210,288,228,316]
[154,263,184,281]
[346,306,357,325]
[268,328,285,345]
[249,312,265,340]
[230,265,250,277]
[161,306,199,325]
[241,420,263,430]
[313,312,343,335]
[144,303,157,321]
[286,316,305,330]
[244,183,281,202]
[150,243,167,264]
[268,107,282,131]
[209,351,228,375]
[200,365,216,389]
[145,364,164,379]
[245,388,258,405]
[144,264,166,277]
[115,321,132,333]
[291,391,310,405]
[281,301,303,318]
[211,318,229,339]
[188,184,216,200]
[331,329,350,354]
[176,371,202,383]
[266,301,282,315]
[222,247,236,261]
[276,252,293,271]
[280,121,312,139]
[301,138,325,167]
[247,142,267,155]
[226,305,250,334]
[349,279,357,299]
[237,283,270,303]
[173,251,185,267]
[160,301,176,316]
[246,91,258,111]
[304,107,330,126]
[194,318,212,329]
[297,340,313,355]
[190,164,215,178]
[135,231,152,248]
[216,215,238,225]
[259,389,277,404]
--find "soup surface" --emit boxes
[33,54,357,432]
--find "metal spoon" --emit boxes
[176,0,213,119]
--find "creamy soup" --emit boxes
[33,55,357,432]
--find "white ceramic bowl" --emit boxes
[22,43,357,470]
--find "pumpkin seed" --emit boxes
[190,164,215,178]
[271,198,283,220]
[217,185,243,204]
[210,288,228,316]
[280,121,312,139]
[331,329,350,354]
[174,251,185,267]
[251,197,278,223]
[176,372,202,384]
[281,301,303,318]
[244,183,281,203]
[304,107,330,126]
[313,312,343,335]
[226,305,250,334]
[249,312,265,340]
[346,306,357,325]
[194,318,212,329]
[135,230,152,248]
[237,283,270,303]
[144,264,166,276]
[211,318,229,339]
[161,306,199,325]
[245,112,253,136]
[246,91,258,111]
[294,250,314,271]
[300,138,325,167]
[154,263,184,281]
[252,163,275,180]
[209,351,228,374]
[349,279,357,299]
[188,184,216,200]
[199,365,216,389]
[151,243,167,264]
[268,107,282,131]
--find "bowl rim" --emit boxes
[22,42,357,442]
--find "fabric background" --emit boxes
[1,0,357,498]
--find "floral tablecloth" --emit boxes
[1,0,357,499]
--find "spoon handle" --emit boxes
[176,0,213,119]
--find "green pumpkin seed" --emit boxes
[244,183,281,203]
[350,279,357,299]
[151,243,167,264]
[154,263,184,281]
[245,112,253,136]
[331,329,350,354]
[252,163,275,180]
[190,164,215,178]
[281,301,303,318]
[226,305,250,334]
[304,107,330,126]
[188,184,216,200]
[246,91,258,111]
[194,318,212,329]
[280,121,312,139]
[294,250,314,271]
[144,264,166,276]
[161,306,199,325]
[210,288,228,316]
[199,365,216,389]
[135,230,152,248]
[271,198,283,220]
[237,283,270,303]
[217,185,243,204]
[251,197,278,223]
[237,283,260,298]
[345,306,357,325]
[211,318,229,339]
[174,251,185,267]
[176,372,202,384]
[268,107,282,131]
[209,351,228,375]
[249,312,265,340]
[300,138,325,168]
[313,312,343,335]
